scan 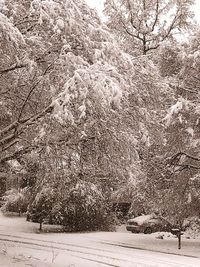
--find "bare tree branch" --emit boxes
[151,0,159,32]
[0,64,27,75]
[0,146,37,164]
[0,105,53,151]
[171,152,200,163]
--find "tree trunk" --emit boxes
[178,230,181,249]
[39,221,42,231]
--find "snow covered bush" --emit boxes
[184,217,200,238]
[28,181,115,231]
[1,188,30,215]
[28,186,63,229]
[62,181,115,232]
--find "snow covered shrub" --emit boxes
[184,217,200,238]
[62,181,115,232]
[28,186,63,229]
[1,188,29,215]
[28,181,115,231]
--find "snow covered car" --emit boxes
[126,214,172,234]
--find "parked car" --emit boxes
[126,214,172,234]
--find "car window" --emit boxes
[149,218,167,224]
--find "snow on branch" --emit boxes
[163,97,193,127]
[169,151,200,172]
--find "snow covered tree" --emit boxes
[0,0,128,166]
[131,32,200,224]
[28,186,62,230]
[0,0,179,230]
[160,31,200,171]
[104,0,194,55]
[162,33,200,221]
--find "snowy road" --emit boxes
[0,214,200,266]
[1,232,200,267]
[0,232,200,267]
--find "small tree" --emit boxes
[28,186,61,230]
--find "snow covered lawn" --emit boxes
[0,213,200,267]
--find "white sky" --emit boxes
[86,0,200,24]
[86,0,105,18]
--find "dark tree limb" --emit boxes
[0,146,38,164]
[171,152,200,163]
[0,64,27,75]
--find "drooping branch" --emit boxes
[1,139,19,153]
[0,104,53,140]
[169,152,200,172]
[17,63,54,122]
[0,102,53,163]
[171,152,200,163]
[0,146,38,164]
[0,104,54,163]
[0,133,17,147]
[175,164,200,172]
[0,63,27,75]
[0,62,54,146]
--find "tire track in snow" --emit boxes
[0,236,174,267]
[0,233,199,267]
[0,236,129,267]
[0,233,114,253]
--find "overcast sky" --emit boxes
[86,0,200,24]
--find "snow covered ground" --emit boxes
[0,213,200,267]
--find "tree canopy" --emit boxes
[104,0,194,54]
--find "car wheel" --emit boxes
[144,227,152,234]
